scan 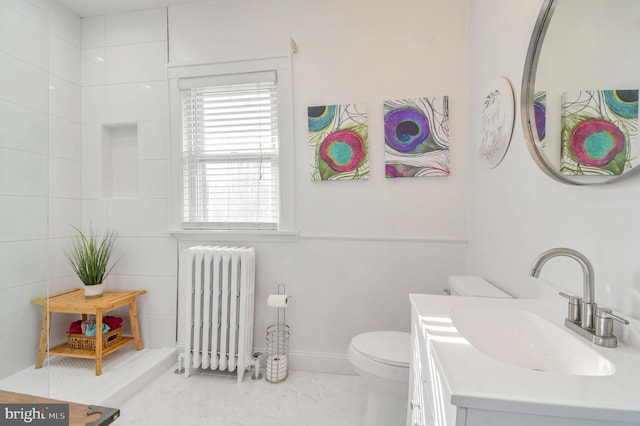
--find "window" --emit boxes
[169,58,293,232]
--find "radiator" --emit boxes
[180,246,255,382]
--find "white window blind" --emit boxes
[180,71,279,229]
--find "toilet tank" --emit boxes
[448,275,511,298]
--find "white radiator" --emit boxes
[180,246,255,382]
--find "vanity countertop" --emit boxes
[410,294,640,423]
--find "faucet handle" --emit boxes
[559,292,582,323]
[595,307,629,339]
[596,307,630,325]
[559,292,582,302]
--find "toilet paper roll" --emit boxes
[266,354,288,381]
[267,294,290,308]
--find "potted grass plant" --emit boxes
[65,226,118,299]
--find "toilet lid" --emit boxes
[350,331,410,367]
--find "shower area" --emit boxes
[0,1,175,407]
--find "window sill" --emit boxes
[168,229,299,243]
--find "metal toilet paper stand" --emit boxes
[266,284,290,383]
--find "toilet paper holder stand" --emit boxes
[265,283,290,383]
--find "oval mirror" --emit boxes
[522,0,640,185]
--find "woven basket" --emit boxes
[67,327,122,350]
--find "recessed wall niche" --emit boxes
[102,124,138,198]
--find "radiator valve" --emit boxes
[251,352,263,380]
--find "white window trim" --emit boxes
[167,55,297,239]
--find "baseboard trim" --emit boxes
[176,344,354,376]
[256,348,354,375]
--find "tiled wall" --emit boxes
[79,9,176,349]
[0,0,81,379]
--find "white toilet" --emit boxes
[347,276,511,426]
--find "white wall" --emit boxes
[0,0,469,377]
[0,0,81,379]
[3,0,637,381]
[169,0,470,371]
[467,0,640,324]
[80,9,177,349]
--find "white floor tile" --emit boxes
[118,368,365,426]
[0,351,366,426]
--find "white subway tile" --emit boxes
[0,100,48,155]
[0,196,48,242]
[0,240,47,290]
[0,284,43,336]
[0,52,48,112]
[105,9,167,46]
[107,198,168,237]
[138,160,168,199]
[81,16,105,49]
[49,75,81,122]
[0,3,48,69]
[138,120,167,160]
[47,276,81,297]
[48,198,82,238]
[106,41,166,84]
[111,237,176,276]
[48,236,74,279]
[82,160,101,199]
[106,82,167,123]
[50,116,81,160]
[0,148,47,196]
[0,0,47,28]
[49,157,81,199]
[82,199,108,230]
[41,0,80,48]
[0,282,46,351]
[81,85,106,124]
[108,275,176,316]
[50,34,81,84]
[135,313,176,348]
[0,326,43,379]
[81,124,102,162]
[81,47,106,86]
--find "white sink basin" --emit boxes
[449,306,614,376]
[411,294,640,424]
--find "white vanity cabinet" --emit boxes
[407,304,462,426]
[407,309,428,426]
[408,294,640,426]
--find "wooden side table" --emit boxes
[32,288,146,376]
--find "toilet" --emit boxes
[347,276,511,426]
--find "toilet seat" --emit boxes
[348,331,409,383]
[349,331,409,366]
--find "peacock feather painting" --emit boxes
[383,97,450,178]
[307,104,369,181]
[561,90,638,176]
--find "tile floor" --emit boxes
[117,367,367,426]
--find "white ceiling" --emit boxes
[56,0,221,17]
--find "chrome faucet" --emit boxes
[529,247,628,348]
[529,247,595,329]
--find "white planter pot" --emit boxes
[84,283,104,299]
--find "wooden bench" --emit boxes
[32,289,146,376]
